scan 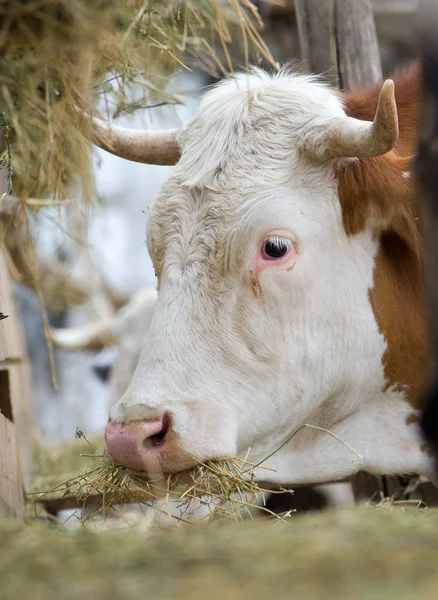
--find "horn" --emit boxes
[50,320,115,351]
[87,115,181,165]
[50,287,158,352]
[323,79,399,160]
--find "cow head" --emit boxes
[90,69,399,483]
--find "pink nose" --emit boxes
[105,416,169,473]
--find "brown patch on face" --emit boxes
[250,272,262,299]
[406,413,421,426]
[421,442,436,457]
[336,62,429,409]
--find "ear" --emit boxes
[336,152,420,256]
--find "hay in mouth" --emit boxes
[30,451,293,526]
[30,423,361,526]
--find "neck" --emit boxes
[369,230,428,410]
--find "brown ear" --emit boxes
[336,152,420,256]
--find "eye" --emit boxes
[261,236,292,260]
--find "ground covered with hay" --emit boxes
[2,506,438,600]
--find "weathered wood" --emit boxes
[0,411,24,519]
[294,0,339,85]
[6,362,34,490]
[294,0,382,91]
[0,241,34,490]
[270,0,418,19]
[0,359,30,519]
[335,0,383,90]
[0,235,34,516]
[41,494,103,518]
[371,0,418,14]
[0,250,25,362]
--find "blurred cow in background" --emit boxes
[50,287,158,408]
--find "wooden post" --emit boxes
[0,246,35,519]
[294,0,339,85]
[0,174,34,519]
[294,0,382,90]
[335,0,382,89]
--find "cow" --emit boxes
[83,62,434,488]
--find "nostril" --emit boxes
[143,413,170,449]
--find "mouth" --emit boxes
[126,467,149,479]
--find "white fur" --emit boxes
[109,69,432,484]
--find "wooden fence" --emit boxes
[0,248,33,519]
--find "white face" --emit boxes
[107,71,387,479]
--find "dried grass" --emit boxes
[30,424,362,527]
[4,505,438,600]
[30,452,294,526]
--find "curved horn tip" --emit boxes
[381,79,395,96]
[378,79,397,116]
[48,327,74,349]
[375,78,399,150]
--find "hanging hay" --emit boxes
[0,0,277,205]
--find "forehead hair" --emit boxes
[172,67,345,190]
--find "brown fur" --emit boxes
[336,62,428,409]
[406,413,421,426]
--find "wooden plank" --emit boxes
[0,410,24,519]
[6,362,34,490]
[372,0,418,14]
[41,494,103,517]
[294,0,382,91]
[0,241,34,505]
[268,0,418,20]
[294,0,339,85]
[335,0,383,90]
[0,249,26,361]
